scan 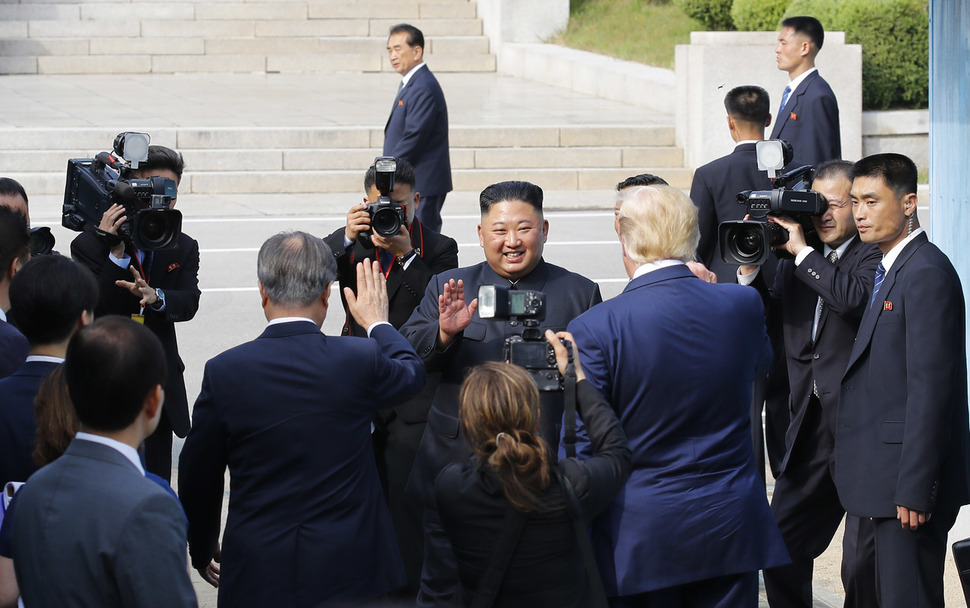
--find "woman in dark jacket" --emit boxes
[434,330,631,607]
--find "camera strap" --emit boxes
[562,353,578,459]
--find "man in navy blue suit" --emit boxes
[179,231,425,608]
[0,206,30,379]
[568,184,789,607]
[384,24,452,233]
[401,180,602,606]
[738,160,881,608]
[0,255,98,488]
[770,16,840,165]
[836,153,970,607]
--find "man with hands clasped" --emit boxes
[737,160,881,608]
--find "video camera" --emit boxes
[62,132,182,251]
[478,284,569,392]
[362,156,407,242]
[717,140,826,266]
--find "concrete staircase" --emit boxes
[0,0,688,196]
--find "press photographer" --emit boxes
[69,136,200,483]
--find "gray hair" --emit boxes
[257,231,336,307]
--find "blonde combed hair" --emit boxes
[617,185,699,264]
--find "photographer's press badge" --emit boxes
[132,306,145,324]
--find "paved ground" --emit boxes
[6,70,966,607]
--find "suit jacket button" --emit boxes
[813,353,820,359]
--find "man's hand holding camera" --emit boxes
[544,329,586,382]
[767,215,809,257]
[344,202,413,258]
[99,203,128,259]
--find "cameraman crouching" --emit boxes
[71,144,201,483]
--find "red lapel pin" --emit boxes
[790,112,798,120]
[167,263,180,273]
[883,301,893,311]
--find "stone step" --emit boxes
[0,146,684,173]
[7,167,693,197]
[0,126,676,151]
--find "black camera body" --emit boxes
[62,132,182,251]
[718,162,825,266]
[478,284,566,392]
[363,156,406,241]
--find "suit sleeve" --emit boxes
[367,323,426,406]
[384,84,444,162]
[896,264,964,512]
[177,365,227,570]
[794,246,880,318]
[566,314,613,460]
[116,491,198,608]
[393,235,459,306]
[689,168,718,268]
[804,90,842,164]
[151,236,200,323]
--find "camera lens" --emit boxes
[133,209,181,250]
[372,207,402,237]
[733,226,763,258]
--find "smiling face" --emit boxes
[811,174,856,248]
[478,200,548,281]
[387,32,422,76]
[851,175,916,254]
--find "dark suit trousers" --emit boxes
[417,194,446,234]
[871,506,957,608]
[608,571,759,608]
[764,395,875,608]
[142,413,174,483]
[417,505,458,607]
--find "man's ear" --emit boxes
[321,283,331,312]
[5,257,21,282]
[258,281,268,308]
[765,113,772,129]
[413,191,421,212]
[143,384,164,423]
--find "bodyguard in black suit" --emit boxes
[0,255,98,487]
[70,145,200,482]
[770,16,841,166]
[384,24,452,233]
[324,158,458,598]
[179,232,424,608]
[836,154,970,607]
[739,161,881,608]
[401,181,602,606]
[0,205,30,379]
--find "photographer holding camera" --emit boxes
[401,180,601,606]
[323,157,458,599]
[70,144,201,482]
[736,160,880,608]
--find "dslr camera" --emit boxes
[62,132,182,250]
[362,156,407,243]
[718,140,826,266]
[478,284,569,392]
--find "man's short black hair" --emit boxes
[850,153,918,200]
[0,206,30,277]
[0,177,29,207]
[616,173,669,191]
[133,145,185,185]
[8,255,98,346]
[66,316,167,432]
[782,16,824,50]
[480,181,543,215]
[363,157,417,192]
[724,85,771,126]
[812,159,853,185]
[389,23,424,49]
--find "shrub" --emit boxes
[672,0,734,30]
[782,0,840,29]
[731,0,790,31]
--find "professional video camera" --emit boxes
[478,284,570,392]
[62,132,182,250]
[717,140,826,266]
[29,227,55,256]
[363,156,407,241]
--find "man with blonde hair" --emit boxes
[568,185,789,607]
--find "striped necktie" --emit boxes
[779,85,791,114]
[870,263,886,308]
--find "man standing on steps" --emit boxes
[384,23,452,233]
[770,16,841,166]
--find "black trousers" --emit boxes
[142,414,173,483]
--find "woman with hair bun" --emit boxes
[434,330,631,607]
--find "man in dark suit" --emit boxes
[0,206,30,379]
[179,232,424,608]
[401,181,602,606]
[835,153,970,607]
[568,184,788,607]
[0,255,98,488]
[737,160,881,608]
[12,316,197,608]
[770,16,841,166]
[689,85,796,480]
[384,23,452,233]
[324,157,458,598]
[71,144,200,482]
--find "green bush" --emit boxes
[782,0,840,29]
[672,0,734,30]
[835,0,928,109]
[731,0,790,31]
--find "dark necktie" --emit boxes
[870,263,886,309]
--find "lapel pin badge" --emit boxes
[167,263,180,273]
[883,301,893,311]
[398,100,404,106]
[790,112,798,120]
